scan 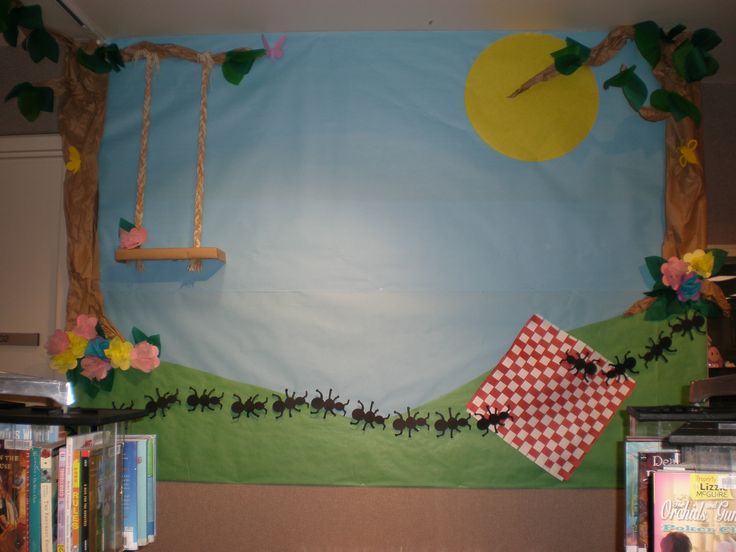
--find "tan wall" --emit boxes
[146,483,621,552]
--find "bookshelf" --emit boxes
[0,399,149,552]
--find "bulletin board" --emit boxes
[71,31,708,487]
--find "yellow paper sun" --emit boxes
[465,33,599,162]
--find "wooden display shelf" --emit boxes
[115,246,226,263]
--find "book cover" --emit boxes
[70,451,80,552]
[86,447,103,552]
[624,438,667,552]
[652,470,736,551]
[121,440,138,551]
[639,450,681,552]
[38,442,63,552]
[0,443,30,552]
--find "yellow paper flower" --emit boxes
[66,330,88,358]
[105,336,134,370]
[50,350,79,374]
[683,249,714,278]
[65,146,81,174]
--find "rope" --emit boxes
[132,50,158,271]
[188,52,214,272]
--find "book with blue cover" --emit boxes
[121,439,138,551]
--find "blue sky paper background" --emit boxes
[98,32,664,412]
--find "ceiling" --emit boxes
[36,0,736,83]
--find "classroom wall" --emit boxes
[0,49,734,552]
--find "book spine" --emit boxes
[57,446,67,552]
[71,451,81,552]
[145,437,155,543]
[135,440,147,547]
[30,446,42,552]
[40,447,58,552]
[122,440,138,551]
[80,451,90,552]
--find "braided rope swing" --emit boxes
[132,50,158,271]
[127,47,218,272]
[189,52,214,272]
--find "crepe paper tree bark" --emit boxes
[508,24,714,320]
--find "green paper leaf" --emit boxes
[5,82,54,121]
[551,37,591,75]
[709,248,728,276]
[2,7,19,47]
[649,89,701,126]
[24,28,59,63]
[77,45,124,74]
[692,28,721,52]
[692,299,721,319]
[703,54,719,78]
[665,295,688,316]
[634,20,662,68]
[0,0,11,34]
[131,326,148,344]
[668,91,701,125]
[603,65,647,112]
[15,5,42,30]
[98,368,115,392]
[645,255,666,281]
[664,24,686,42]
[119,217,135,232]
[95,322,106,338]
[222,49,265,85]
[146,334,161,353]
[644,295,669,321]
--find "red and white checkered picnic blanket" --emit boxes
[466,314,636,481]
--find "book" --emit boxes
[29,446,42,552]
[121,440,138,551]
[133,440,146,548]
[639,450,681,551]
[39,442,62,552]
[99,441,122,552]
[56,447,66,552]
[651,470,736,551]
[0,443,30,552]
[80,451,89,552]
[63,433,104,552]
[127,435,156,545]
[624,438,670,552]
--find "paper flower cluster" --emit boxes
[46,314,161,382]
[643,248,727,320]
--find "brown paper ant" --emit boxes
[231,393,268,420]
[604,352,639,383]
[350,400,388,430]
[187,387,224,412]
[143,388,180,418]
[669,312,706,340]
[476,405,513,436]
[434,407,471,438]
[392,407,430,438]
[639,332,677,368]
[272,389,308,418]
[563,350,601,382]
[310,388,350,418]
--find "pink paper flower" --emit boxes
[119,226,148,249]
[130,341,160,373]
[80,355,112,381]
[73,314,98,340]
[46,329,70,355]
[661,257,689,290]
